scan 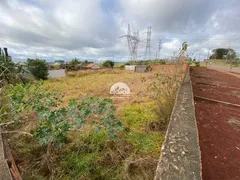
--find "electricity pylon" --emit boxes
[144,26,152,60]
[120,24,140,61]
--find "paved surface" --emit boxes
[191,67,240,180]
[155,69,202,180]
[207,64,240,78]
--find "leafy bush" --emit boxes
[70,58,80,66]
[195,61,200,67]
[102,60,114,68]
[27,58,49,80]
[66,58,82,70]
[2,81,124,179]
[8,82,123,147]
[0,55,16,85]
[0,54,28,86]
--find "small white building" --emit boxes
[48,69,66,78]
[125,65,136,71]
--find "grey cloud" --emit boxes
[0,0,122,61]
[0,0,240,61]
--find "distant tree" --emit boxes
[66,58,81,70]
[210,48,236,59]
[54,60,65,69]
[69,58,80,66]
[225,49,237,60]
[102,60,114,68]
[27,58,49,80]
[0,53,31,86]
[54,60,65,64]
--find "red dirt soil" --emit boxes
[190,67,240,180]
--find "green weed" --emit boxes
[121,103,157,132]
[121,103,164,155]
[126,132,164,155]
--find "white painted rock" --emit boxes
[110,82,130,95]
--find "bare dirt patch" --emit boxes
[191,67,240,180]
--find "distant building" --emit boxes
[135,65,151,72]
[48,69,66,78]
[125,65,136,71]
[86,63,100,70]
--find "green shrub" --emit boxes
[27,58,49,80]
[66,58,81,70]
[0,54,29,86]
[148,69,182,130]
[8,82,123,147]
[102,60,114,68]
[195,61,200,67]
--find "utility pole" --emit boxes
[192,44,195,57]
[207,48,210,59]
[206,48,210,68]
[144,26,152,60]
[228,45,233,72]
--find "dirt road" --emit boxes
[191,67,240,180]
[207,64,240,78]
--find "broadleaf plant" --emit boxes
[8,81,123,147]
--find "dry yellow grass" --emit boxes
[44,68,164,108]
[44,66,183,103]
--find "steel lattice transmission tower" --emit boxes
[120,24,140,61]
[155,39,162,60]
[144,26,152,60]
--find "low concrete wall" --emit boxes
[48,69,66,78]
[125,65,136,71]
[0,129,12,180]
[154,68,202,180]
[0,129,22,180]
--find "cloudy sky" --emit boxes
[0,0,240,62]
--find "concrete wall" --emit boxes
[135,67,148,72]
[0,129,13,180]
[48,69,66,79]
[91,65,100,70]
[125,65,136,71]
[154,68,202,180]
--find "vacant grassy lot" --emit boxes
[7,65,185,179]
[45,69,152,108]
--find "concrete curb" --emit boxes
[0,129,13,180]
[154,67,202,180]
